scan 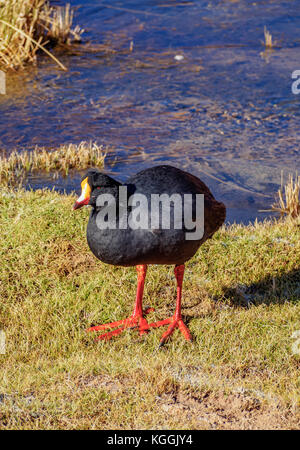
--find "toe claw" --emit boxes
[150,316,193,346]
[95,326,125,341]
[158,339,166,349]
[143,307,155,315]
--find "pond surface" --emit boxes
[0,0,300,223]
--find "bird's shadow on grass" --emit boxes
[181,268,300,322]
[216,267,300,309]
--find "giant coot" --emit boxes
[73,165,226,346]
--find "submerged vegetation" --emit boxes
[0,188,299,429]
[0,142,106,186]
[0,1,83,70]
[263,26,273,48]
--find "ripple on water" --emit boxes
[0,0,299,223]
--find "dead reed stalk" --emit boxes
[0,1,83,70]
[261,172,300,219]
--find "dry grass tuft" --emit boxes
[270,173,300,219]
[39,2,84,45]
[0,141,106,186]
[0,0,83,70]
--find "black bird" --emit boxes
[73,165,226,346]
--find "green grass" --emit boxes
[0,188,300,429]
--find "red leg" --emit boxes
[87,265,154,341]
[146,264,193,347]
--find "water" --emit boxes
[0,0,299,223]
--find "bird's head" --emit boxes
[73,168,120,210]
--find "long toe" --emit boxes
[87,312,154,341]
[95,327,126,341]
[139,317,150,335]
[178,319,193,342]
[146,317,172,329]
[157,318,193,347]
[158,321,178,347]
[86,318,129,332]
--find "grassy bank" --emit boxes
[0,188,300,429]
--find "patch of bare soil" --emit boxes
[76,374,123,394]
[47,240,96,277]
[76,373,300,429]
[157,389,300,430]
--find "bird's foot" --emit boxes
[146,316,192,347]
[86,307,154,341]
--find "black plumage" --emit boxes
[83,165,226,266]
[74,164,226,345]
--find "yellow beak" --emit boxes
[73,177,92,210]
